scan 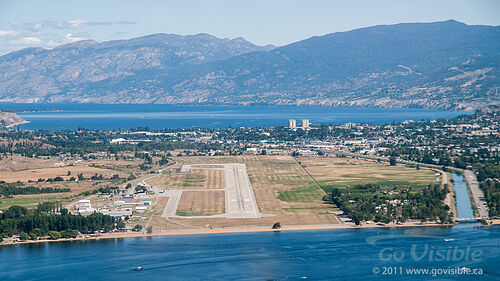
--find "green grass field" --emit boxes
[277,184,325,202]
[282,206,337,212]
[317,172,434,193]
[0,197,62,210]
[176,210,201,216]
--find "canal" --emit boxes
[451,171,475,219]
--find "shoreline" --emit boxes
[1,222,458,246]
[5,120,30,129]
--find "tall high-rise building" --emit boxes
[301,119,310,129]
[288,119,297,129]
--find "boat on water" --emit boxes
[136,266,142,271]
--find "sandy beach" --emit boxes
[1,221,456,246]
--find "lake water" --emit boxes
[0,225,498,280]
[0,103,470,130]
[452,172,475,219]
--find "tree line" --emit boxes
[0,203,116,242]
[0,182,70,197]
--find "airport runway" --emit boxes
[224,163,262,218]
[161,190,182,218]
[161,163,261,219]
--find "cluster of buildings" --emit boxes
[97,114,499,167]
[76,198,151,218]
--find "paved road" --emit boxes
[463,170,489,218]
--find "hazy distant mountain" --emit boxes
[0,33,274,103]
[0,20,498,109]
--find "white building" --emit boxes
[301,119,310,129]
[113,200,125,206]
[107,208,133,218]
[288,119,297,129]
[78,207,95,215]
[78,200,91,208]
[110,138,127,144]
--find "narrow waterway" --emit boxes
[451,172,475,219]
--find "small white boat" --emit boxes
[136,266,143,271]
[444,238,455,242]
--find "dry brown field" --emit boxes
[3,154,438,230]
[0,155,60,172]
[297,156,436,191]
[0,180,125,210]
[146,169,224,190]
[0,155,146,210]
[147,155,340,231]
[0,165,123,183]
[176,191,225,216]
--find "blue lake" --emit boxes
[0,225,498,280]
[0,103,471,130]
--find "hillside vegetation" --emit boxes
[0,20,498,110]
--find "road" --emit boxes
[463,170,489,218]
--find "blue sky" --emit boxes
[0,0,499,55]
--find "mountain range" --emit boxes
[0,20,498,110]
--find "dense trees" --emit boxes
[0,204,116,240]
[328,184,452,225]
[480,180,500,217]
[389,156,397,166]
[475,162,500,217]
